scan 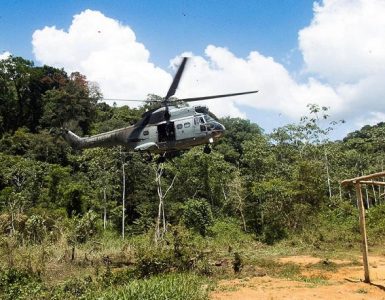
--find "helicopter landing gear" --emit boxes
[156,153,167,164]
[157,155,166,164]
[203,144,212,154]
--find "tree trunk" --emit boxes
[324,150,332,200]
[154,162,176,244]
[372,184,377,206]
[155,164,164,243]
[122,163,126,239]
[365,185,370,209]
[10,208,15,235]
[103,188,107,230]
[71,246,76,261]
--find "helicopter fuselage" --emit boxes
[63,105,225,153]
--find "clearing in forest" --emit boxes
[211,254,385,299]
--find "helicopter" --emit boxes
[62,57,258,156]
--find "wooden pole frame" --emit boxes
[341,171,385,186]
[341,171,385,284]
[354,181,370,283]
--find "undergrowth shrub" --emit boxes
[25,215,46,244]
[367,203,385,244]
[209,218,254,250]
[66,210,100,245]
[136,248,173,278]
[135,225,210,277]
[286,201,360,249]
[0,213,28,236]
[183,199,213,236]
[0,268,43,300]
[61,276,93,298]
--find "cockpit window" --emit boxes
[194,116,205,125]
[204,114,215,122]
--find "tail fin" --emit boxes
[61,129,84,149]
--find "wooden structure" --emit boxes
[341,171,385,283]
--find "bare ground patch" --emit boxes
[211,255,385,299]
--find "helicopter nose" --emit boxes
[216,123,225,132]
[212,122,225,138]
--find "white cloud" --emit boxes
[31,3,385,130]
[356,112,385,128]
[33,9,337,120]
[173,46,343,119]
[0,51,11,60]
[299,0,385,128]
[299,0,385,83]
[32,9,171,101]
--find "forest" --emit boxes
[1,56,385,299]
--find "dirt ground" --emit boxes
[210,254,385,299]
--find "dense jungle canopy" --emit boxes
[1,55,385,246]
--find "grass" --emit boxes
[356,288,368,294]
[249,258,301,279]
[311,259,338,272]
[0,268,210,300]
[216,284,240,293]
[0,218,379,299]
[296,275,329,286]
[90,273,210,300]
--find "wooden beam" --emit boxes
[355,182,370,283]
[341,171,385,186]
[359,181,385,186]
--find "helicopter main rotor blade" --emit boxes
[164,57,189,100]
[103,98,151,102]
[177,90,259,102]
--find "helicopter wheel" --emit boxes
[203,144,211,154]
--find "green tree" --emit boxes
[215,117,263,163]
[183,198,213,236]
[0,56,69,134]
[82,148,119,229]
[41,72,99,134]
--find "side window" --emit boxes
[200,125,206,132]
[184,122,191,128]
[143,130,149,136]
[176,124,183,129]
[194,117,205,125]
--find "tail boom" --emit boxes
[62,126,134,149]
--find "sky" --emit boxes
[1,0,385,139]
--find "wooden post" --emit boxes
[354,181,370,283]
[122,162,126,239]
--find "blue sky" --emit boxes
[1,0,312,69]
[2,1,385,139]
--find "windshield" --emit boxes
[204,114,215,123]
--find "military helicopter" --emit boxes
[62,57,258,156]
